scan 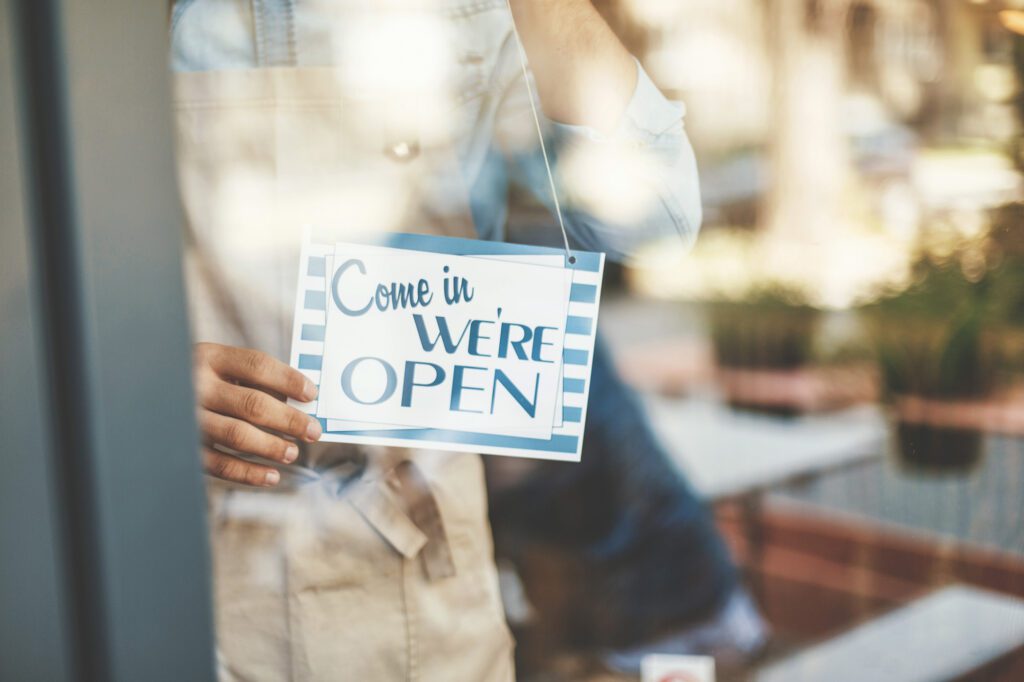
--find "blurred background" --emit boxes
[497,0,1024,679]
[6,1,1024,681]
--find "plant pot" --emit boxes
[706,300,821,414]
[707,301,821,371]
[893,418,985,474]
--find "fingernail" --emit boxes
[265,470,280,486]
[284,444,299,463]
[303,379,318,402]
[306,420,322,441]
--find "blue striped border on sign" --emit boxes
[301,324,325,342]
[565,315,593,335]
[563,348,589,366]
[304,290,326,311]
[563,377,587,394]
[569,283,597,303]
[298,354,322,371]
[317,421,581,454]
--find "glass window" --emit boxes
[11,1,1024,680]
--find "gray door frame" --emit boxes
[1,1,216,679]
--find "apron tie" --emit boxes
[347,457,457,581]
[393,460,457,581]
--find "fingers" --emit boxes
[205,381,323,443]
[204,344,317,402]
[203,447,281,487]
[200,411,299,464]
[193,343,318,488]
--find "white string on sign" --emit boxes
[505,0,576,266]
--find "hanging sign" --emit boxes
[289,231,604,461]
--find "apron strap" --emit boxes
[251,0,297,67]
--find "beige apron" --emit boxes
[174,66,515,681]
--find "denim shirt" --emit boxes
[170,0,702,261]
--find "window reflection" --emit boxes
[172,1,1024,680]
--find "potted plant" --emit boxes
[627,226,916,414]
[861,213,1019,472]
[705,286,823,415]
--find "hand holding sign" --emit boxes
[194,343,321,486]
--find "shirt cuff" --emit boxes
[549,59,685,143]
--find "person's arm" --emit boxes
[496,1,702,261]
[507,0,637,134]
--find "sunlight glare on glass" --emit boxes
[560,139,660,225]
[622,0,684,27]
[334,9,456,142]
[337,11,452,95]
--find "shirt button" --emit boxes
[384,140,421,163]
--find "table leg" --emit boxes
[740,491,766,602]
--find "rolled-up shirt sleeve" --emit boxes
[499,59,702,262]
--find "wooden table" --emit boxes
[755,585,1024,682]
[641,394,888,501]
[641,394,888,600]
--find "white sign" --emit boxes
[316,244,571,437]
[289,232,604,461]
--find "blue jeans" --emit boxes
[487,333,739,648]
